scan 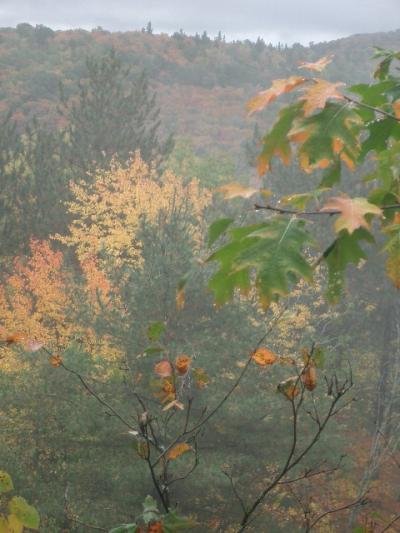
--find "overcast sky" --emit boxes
[0,0,399,45]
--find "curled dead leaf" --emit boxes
[154,359,173,378]
[154,378,176,404]
[167,442,192,461]
[175,354,192,375]
[162,400,185,411]
[301,364,317,391]
[277,377,300,400]
[252,347,277,367]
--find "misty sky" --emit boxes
[0,0,399,45]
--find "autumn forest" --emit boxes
[0,21,400,533]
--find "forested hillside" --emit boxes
[1,24,400,155]
[1,24,400,533]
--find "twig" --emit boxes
[222,470,247,515]
[254,203,400,216]
[381,514,400,533]
[64,483,107,532]
[236,371,353,532]
[307,496,368,531]
[151,308,287,468]
[344,94,400,122]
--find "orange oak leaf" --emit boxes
[252,347,277,366]
[321,195,382,234]
[247,77,306,114]
[300,79,345,117]
[49,355,63,367]
[167,442,192,461]
[175,355,192,375]
[154,360,173,378]
[298,55,334,72]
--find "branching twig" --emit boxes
[306,496,368,531]
[222,470,247,515]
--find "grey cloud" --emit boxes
[0,0,399,44]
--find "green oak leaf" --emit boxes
[208,218,234,247]
[361,118,400,159]
[258,102,303,174]
[208,217,313,308]
[289,102,362,174]
[322,228,374,302]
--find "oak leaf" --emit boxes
[321,195,382,234]
[167,443,192,461]
[154,360,173,378]
[300,79,345,117]
[252,347,277,366]
[298,55,334,72]
[247,77,306,114]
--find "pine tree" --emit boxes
[60,49,173,177]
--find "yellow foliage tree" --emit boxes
[56,152,211,268]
